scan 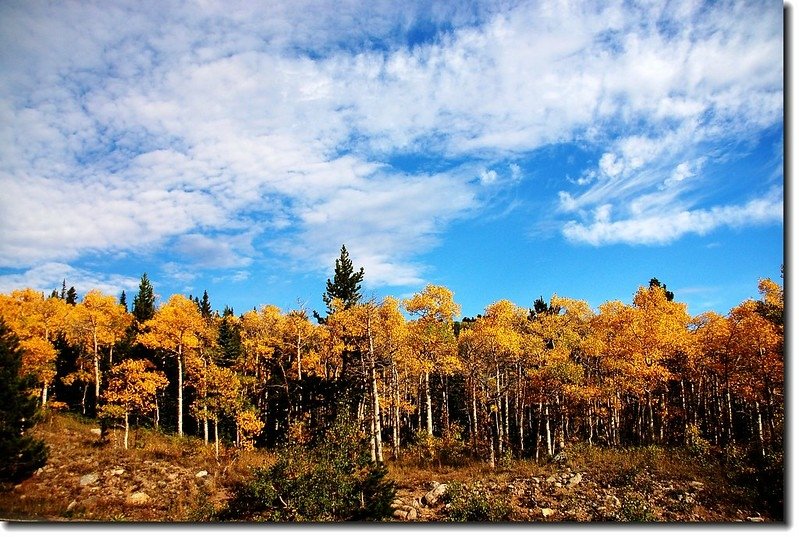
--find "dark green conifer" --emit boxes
[0,320,48,482]
[132,273,156,324]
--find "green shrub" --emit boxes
[444,481,512,522]
[619,492,656,522]
[219,414,395,521]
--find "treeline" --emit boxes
[0,247,783,466]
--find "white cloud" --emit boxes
[480,169,498,185]
[0,0,783,286]
[563,190,783,246]
[0,262,139,298]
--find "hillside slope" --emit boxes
[0,413,779,523]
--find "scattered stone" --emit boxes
[531,477,540,485]
[111,468,125,476]
[79,473,99,487]
[66,500,78,512]
[546,476,557,484]
[393,509,407,519]
[423,483,448,506]
[541,507,555,518]
[406,507,418,520]
[688,481,704,491]
[568,473,583,488]
[195,470,208,478]
[128,491,151,505]
[90,428,102,436]
[747,516,764,523]
[553,452,567,463]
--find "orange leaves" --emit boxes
[137,294,205,354]
[404,285,460,375]
[403,284,461,322]
[102,359,167,417]
[0,289,69,397]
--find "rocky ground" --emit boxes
[0,415,778,523]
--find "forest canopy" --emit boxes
[0,250,783,474]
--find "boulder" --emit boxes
[90,428,102,436]
[541,507,555,518]
[423,483,448,506]
[195,470,208,478]
[568,473,583,487]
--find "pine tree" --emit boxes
[320,245,365,317]
[60,280,67,301]
[0,320,48,481]
[648,277,675,301]
[199,290,212,318]
[119,290,128,312]
[65,286,78,305]
[217,306,242,368]
[132,273,156,324]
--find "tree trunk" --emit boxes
[214,419,220,459]
[392,362,401,457]
[177,343,184,437]
[367,317,382,463]
[124,411,129,450]
[470,381,478,451]
[93,331,100,407]
[544,402,552,456]
[425,370,433,436]
[203,407,209,445]
[755,401,765,458]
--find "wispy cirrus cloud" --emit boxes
[0,0,783,298]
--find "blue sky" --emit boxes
[0,0,784,319]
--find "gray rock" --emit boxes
[423,483,448,506]
[195,470,208,478]
[111,468,125,476]
[568,473,582,487]
[541,507,555,518]
[90,428,102,436]
[79,473,99,487]
[405,507,418,520]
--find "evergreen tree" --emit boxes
[648,277,675,301]
[217,306,242,368]
[318,245,365,319]
[132,273,156,324]
[65,286,78,305]
[0,320,48,482]
[60,279,67,301]
[119,290,128,312]
[199,290,212,318]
